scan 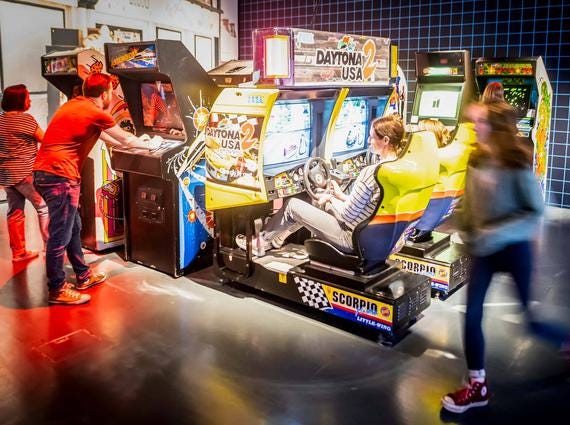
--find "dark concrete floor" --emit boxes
[0,204,568,425]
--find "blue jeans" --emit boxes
[4,174,49,256]
[464,241,567,370]
[33,171,90,291]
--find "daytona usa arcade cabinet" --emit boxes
[205,28,436,342]
[389,50,478,297]
[41,48,134,251]
[475,56,553,195]
[104,40,220,276]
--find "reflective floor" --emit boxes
[0,204,569,425]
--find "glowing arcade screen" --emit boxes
[329,97,369,156]
[417,89,461,119]
[263,102,311,167]
[140,82,184,132]
[503,85,531,116]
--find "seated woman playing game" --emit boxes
[236,114,406,255]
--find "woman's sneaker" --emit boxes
[441,380,490,413]
[235,233,273,256]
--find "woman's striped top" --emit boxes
[329,164,380,232]
[0,112,39,186]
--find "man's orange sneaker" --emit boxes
[75,271,107,290]
[48,283,91,305]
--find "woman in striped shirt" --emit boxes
[236,114,405,255]
[0,84,49,262]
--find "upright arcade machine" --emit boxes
[105,40,220,277]
[205,28,435,342]
[475,56,553,194]
[389,50,478,297]
[41,48,133,251]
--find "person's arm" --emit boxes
[327,167,376,223]
[99,130,122,148]
[102,125,160,150]
[33,126,44,143]
[330,180,348,201]
[103,124,137,148]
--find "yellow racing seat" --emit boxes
[409,122,477,242]
[305,131,440,273]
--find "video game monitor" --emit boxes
[503,85,531,117]
[263,101,312,167]
[329,97,369,158]
[140,81,184,135]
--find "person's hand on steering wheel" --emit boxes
[329,180,347,201]
[314,192,333,208]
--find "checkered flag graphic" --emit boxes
[295,276,331,310]
[209,113,258,129]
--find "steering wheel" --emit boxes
[303,157,330,200]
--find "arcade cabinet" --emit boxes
[104,40,220,277]
[389,50,478,297]
[41,48,133,251]
[475,56,553,194]
[205,28,436,341]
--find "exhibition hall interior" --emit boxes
[0,0,568,424]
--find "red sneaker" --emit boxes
[12,250,39,262]
[442,380,490,413]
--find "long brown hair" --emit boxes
[481,81,505,104]
[471,102,532,169]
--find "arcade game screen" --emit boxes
[417,88,461,119]
[329,97,369,156]
[503,85,531,116]
[141,82,184,132]
[263,101,311,167]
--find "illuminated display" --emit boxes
[417,89,461,119]
[503,85,531,116]
[264,102,311,166]
[110,44,157,69]
[329,97,369,156]
[477,62,534,76]
[140,82,184,132]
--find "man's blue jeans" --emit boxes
[33,171,90,291]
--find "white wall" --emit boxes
[71,0,222,69]
[220,0,238,62]
[0,0,238,127]
[0,1,65,92]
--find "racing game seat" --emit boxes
[408,122,477,243]
[305,131,440,274]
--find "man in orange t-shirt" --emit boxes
[33,72,150,305]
